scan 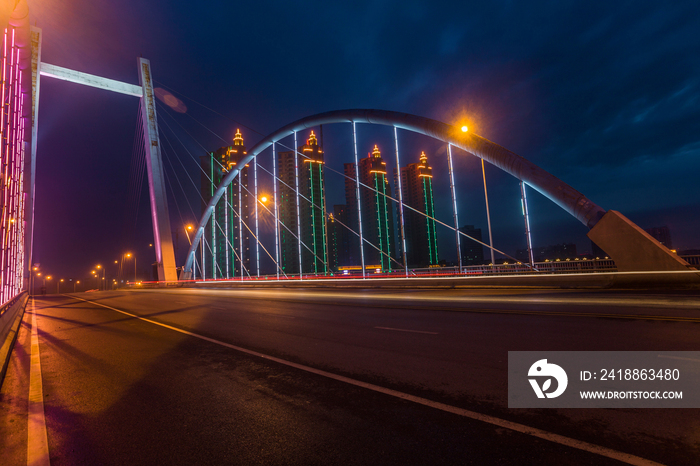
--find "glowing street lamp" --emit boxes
[124,253,136,283]
[184,224,194,246]
[461,125,468,132]
[95,264,106,290]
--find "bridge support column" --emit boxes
[137,58,177,282]
[587,210,692,272]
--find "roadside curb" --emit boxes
[0,292,29,390]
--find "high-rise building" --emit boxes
[459,225,484,265]
[344,145,396,271]
[327,212,338,272]
[330,204,354,270]
[278,131,328,275]
[396,151,439,267]
[200,130,250,279]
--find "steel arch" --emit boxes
[181,109,606,279]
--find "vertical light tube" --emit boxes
[7,31,16,297]
[254,156,260,277]
[272,143,280,280]
[319,162,328,274]
[393,127,408,277]
[481,159,495,266]
[201,231,205,280]
[210,155,215,279]
[447,144,462,273]
[294,131,302,279]
[352,122,365,279]
[381,173,391,272]
[238,170,243,280]
[211,207,215,279]
[229,184,235,277]
[224,189,229,279]
[0,29,6,301]
[520,181,535,267]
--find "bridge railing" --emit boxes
[680,255,700,267]
[402,259,617,277]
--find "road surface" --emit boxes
[2,287,699,465]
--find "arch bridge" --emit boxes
[180,109,691,280]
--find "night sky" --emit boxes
[29,0,700,281]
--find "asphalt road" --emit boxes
[1,287,699,465]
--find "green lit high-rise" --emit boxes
[397,151,438,267]
[278,131,328,275]
[353,145,395,272]
[200,129,250,279]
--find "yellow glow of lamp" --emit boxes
[461,125,468,132]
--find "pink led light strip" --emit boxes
[0,27,26,303]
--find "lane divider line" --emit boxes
[27,299,50,466]
[70,295,663,466]
[374,326,438,335]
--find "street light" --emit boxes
[30,265,39,296]
[125,253,136,283]
[461,125,468,132]
[184,225,194,246]
[96,265,106,290]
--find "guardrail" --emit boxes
[680,255,700,266]
[1,290,29,389]
[0,291,26,318]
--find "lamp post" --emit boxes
[125,253,136,283]
[74,280,80,292]
[96,265,106,290]
[31,266,39,296]
[59,279,64,294]
[45,275,52,295]
[184,225,193,246]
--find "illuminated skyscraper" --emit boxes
[200,129,250,278]
[397,151,439,267]
[278,131,328,274]
[345,145,396,272]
